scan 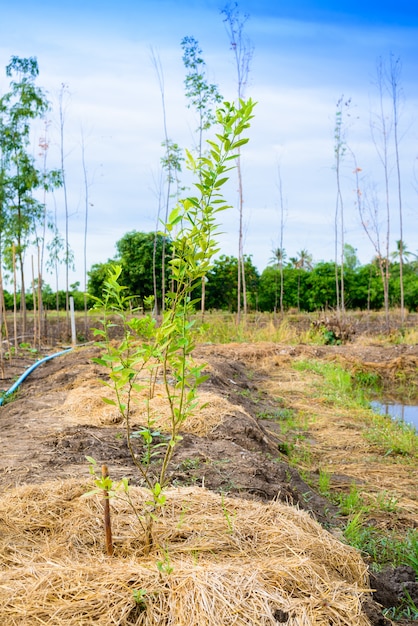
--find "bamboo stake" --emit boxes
[31,255,38,347]
[37,245,43,347]
[102,464,113,556]
[0,265,10,373]
[0,266,4,378]
[12,244,17,356]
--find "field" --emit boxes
[0,314,417,625]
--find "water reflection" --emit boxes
[370,401,418,432]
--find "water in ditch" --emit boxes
[370,400,418,432]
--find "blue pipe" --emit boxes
[0,348,73,406]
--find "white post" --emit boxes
[69,296,76,346]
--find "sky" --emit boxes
[0,0,417,290]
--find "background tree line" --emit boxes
[2,230,417,315]
[82,232,418,314]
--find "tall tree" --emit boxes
[87,231,172,307]
[222,2,254,321]
[181,36,223,162]
[333,96,351,318]
[390,239,414,265]
[387,55,405,322]
[270,246,286,314]
[369,58,392,328]
[353,168,390,327]
[181,35,223,318]
[276,164,287,315]
[290,249,313,311]
[0,56,60,336]
[57,83,73,332]
[80,128,93,336]
[150,50,182,313]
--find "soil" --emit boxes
[0,338,417,625]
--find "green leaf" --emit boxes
[231,137,249,150]
[101,397,117,406]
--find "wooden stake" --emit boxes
[31,255,37,347]
[102,464,113,556]
[12,244,17,356]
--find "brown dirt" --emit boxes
[0,338,417,625]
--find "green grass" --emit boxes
[317,469,331,496]
[191,311,322,344]
[365,415,418,457]
[337,483,368,515]
[292,358,418,458]
[343,518,418,577]
[256,406,296,422]
[293,359,368,408]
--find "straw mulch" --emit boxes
[0,479,372,625]
[55,377,246,436]
[45,351,247,436]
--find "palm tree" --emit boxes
[270,247,287,268]
[270,248,286,314]
[390,239,415,265]
[295,249,313,270]
[291,249,313,311]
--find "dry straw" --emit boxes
[0,479,372,625]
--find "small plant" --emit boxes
[318,469,331,496]
[19,342,38,354]
[337,483,367,516]
[343,512,369,548]
[221,493,235,533]
[384,595,418,623]
[342,520,418,578]
[132,588,148,611]
[179,458,201,471]
[404,530,418,575]
[91,99,255,553]
[156,549,174,575]
[0,389,18,406]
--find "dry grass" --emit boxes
[0,480,372,625]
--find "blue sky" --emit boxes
[0,0,417,289]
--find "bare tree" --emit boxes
[333,96,351,318]
[276,164,286,315]
[80,128,93,337]
[270,247,286,314]
[181,36,222,319]
[222,2,254,322]
[353,163,390,327]
[369,59,392,327]
[150,49,183,313]
[387,55,405,322]
[58,83,72,334]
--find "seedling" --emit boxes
[132,588,148,610]
[156,549,174,575]
[91,99,255,553]
[221,493,236,533]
